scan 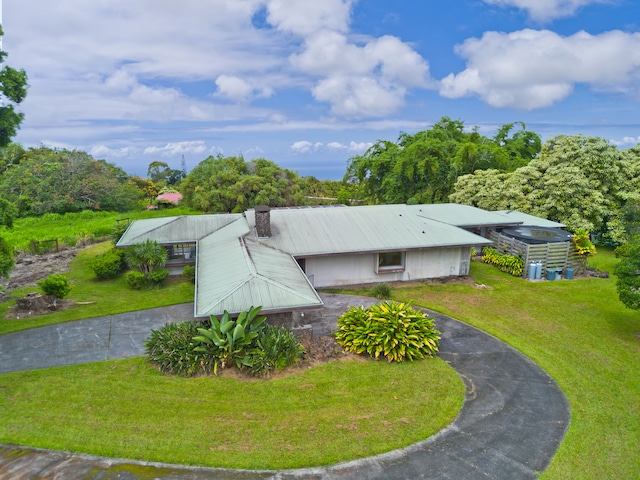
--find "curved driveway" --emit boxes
[0,296,570,479]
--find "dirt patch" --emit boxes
[1,249,79,296]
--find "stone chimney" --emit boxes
[255,205,272,237]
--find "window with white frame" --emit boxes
[377,251,405,273]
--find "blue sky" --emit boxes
[4,0,640,179]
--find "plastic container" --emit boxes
[535,262,542,279]
[565,267,574,280]
[546,269,556,281]
[528,263,536,280]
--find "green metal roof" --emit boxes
[246,204,492,256]
[410,203,522,228]
[493,210,566,228]
[117,214,242,246]
[195,217,322,317]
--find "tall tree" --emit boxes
[451,135,640,240]
[181,155,303,213]
[345,117,540,205]
[0,27,28,147]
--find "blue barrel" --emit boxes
[528,263,536,280]
[546,269,556,281]
[565,267,574,280]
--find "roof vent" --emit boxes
[255,205,272,237]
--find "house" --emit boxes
[116,204,559,317]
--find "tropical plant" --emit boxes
[335,301,440,362]
[193,306,267,372]
[241,324,305,377]
[37,274,72,299]
[124,239,168,275]
[572,229,596,273]
[145,320,218,376]
[481,247,524,277]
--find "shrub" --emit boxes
[481,247,524,277]
[125,270,147,289]
[193,306,266,372]
[335,301,440,362]
[0,236,15,279]
[147,267,169,285]
[241,324,305,377]
[90,248,124,279]
[370,282,392,299]
[182,265,196,283]
[111,221,129,245]
[37,274,72,299]
[145,320,218,376]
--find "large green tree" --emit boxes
[181,155,303,213]
[345,117,540,205]
[451,135,640,240]
[0,147,144,216]
[0,27,28,147]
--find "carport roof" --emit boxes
[410,203,522,228]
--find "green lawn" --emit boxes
[0,242,195,335]
[1,243,638,477]
[361,250,638,480]
[0,356,463,469]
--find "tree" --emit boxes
[0,27,28,147]
[181,155,303,213]
[124,240,168,275]
[345,117,540,205]
[451,135,640,240]
[0,236,15,279]
[147,161,185,186]
[614,236,640,310]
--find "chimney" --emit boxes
[255,205,272,237]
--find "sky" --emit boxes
[3,0,640,179]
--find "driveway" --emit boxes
[0,295,570,479]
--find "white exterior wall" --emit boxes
[304,247,471,288]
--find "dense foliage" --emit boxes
[146,307,305,377]
[124,239,168,275]
[90,248,125,279]
[0,236,14,279]
[181,155,304,213]
[451,135,640,242]
[0,147,145,216]
[481,247,525,277]
[335,301,440,362]
[37,274,72,299]
[345,117,540,205]
[0,27,28,148]
[614,237,640,310]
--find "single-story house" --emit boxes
[116,204,560,317]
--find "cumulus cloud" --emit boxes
[611,135,640,146]
[89,145,137,159]
[483,0,608,22]
[144,141,212,156]
[440,29,640,109]
[215,75,274,102]
[265,0,354,36]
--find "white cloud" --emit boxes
[483,0,609,22]
[611,135,640,146]
[144,141,212,156]
[265,0,354,36]
[291,140,372,154]
[290,141,314,153]
[327,141,372,153]
[89,145,137,159]
[215,75,274,102]
[440,29,640,109]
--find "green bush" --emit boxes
[147,267,169,285]
[37,274,72,299]
[481,247,524,276]
[193,306,266,372]
[0,236,15,279]
[335,301,440,362]
[182,265,196,283]
[370,282,392,299]
[90,248,124,279]
[145,320,218,376]
[125,270,147,289]
[242,324,305,377]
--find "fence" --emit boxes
[488,230,580,277]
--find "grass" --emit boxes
[0,242,195,335]
[0,207,200,252]
[333,249,640,480]
[0,356,464,470]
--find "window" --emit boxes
[377,251,405,273]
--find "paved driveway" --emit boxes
[0,296,570,479]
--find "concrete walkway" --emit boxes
[0,295,570,479]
